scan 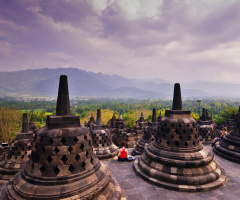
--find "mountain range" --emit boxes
[0,68,239,99]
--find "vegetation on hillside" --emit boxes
[0,107,22,143]
[0,98,240,143]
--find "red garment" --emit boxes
[120,147,127,158]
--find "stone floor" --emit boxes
[103,145,240,200]
[0,144,240,199]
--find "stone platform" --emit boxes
[102,146,240,200]
[1,145,240,199]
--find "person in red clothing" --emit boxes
[118,141,128,161]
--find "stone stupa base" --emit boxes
[133,142,227,192]
[4,162,123,200]
[200,139,213,145]
[94,144,119,160]
[0,165,23,185]
[214,143,240,163]
[214,135,240,163]
[132,140,149,156]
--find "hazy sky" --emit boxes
[1,0,240,83]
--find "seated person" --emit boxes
[212,127,228,146]
[118,141,128,161]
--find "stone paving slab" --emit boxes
[103,146,240,200]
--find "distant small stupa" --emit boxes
[90,109,119,159]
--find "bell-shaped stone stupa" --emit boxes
[198,108,216,144]
[0,113,33,185]
[134,112,148,134]
[132,109,158,156]
[85,113,96,129]
[3,75,123,200]
[214,106,240,163]
[91,109,119,159]
[133,83,227,192]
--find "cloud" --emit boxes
[47,52,74,61]
[0,41,12,57]
[1,0,240,83]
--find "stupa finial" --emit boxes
[152,108,157,122]
[96,109,102,125]
[56,75,70,116]
[206,109,209,119]
[21,113,29,133]
[202,108,207,121]
[172,83,182,110]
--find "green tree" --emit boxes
[220,106,238,120]
[81,109,116,125]
[191,112,199,121]
[0,107,22,143]
[123,109,151,128]
[146,109,166,122]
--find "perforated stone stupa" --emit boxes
[107,114,128,146]
[132,109,158,156]
[134,112,148,135]
[134,83,227,192]
[198,108,216,144]
[85,113,96,129]
[0,113,33,185]
[214,107,240,163]
[91,109,119,160]
[3,75,123,200]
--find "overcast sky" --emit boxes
[1,0,240,83]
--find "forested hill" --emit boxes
[0,68,239,98]
[0,68,167,98]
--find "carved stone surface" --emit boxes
[132,109,158,156]
[134,112,148,134]
[85,113,96,129]
[134,83,227,192]
[107,114,128,130]
[3,75,123,200]
[116,115,128,130]
[91,109,119,160]
[214,107,240,163]
[198,108,216,144]
[29,120,38,134]
[0,113,33,185]
[107,114,128,146]
[0,144,9,162]
[107,113,117,129]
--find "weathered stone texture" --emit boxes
[214,106,240,163]
[91,109,119,159]
[0,113,33,185]
[132,109,158,156]
[134,83,227,192]
[2,75,123,200]
[198,108,216,144]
